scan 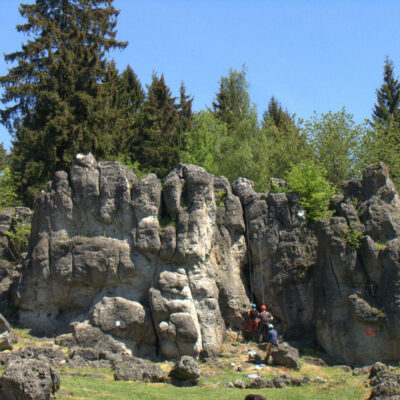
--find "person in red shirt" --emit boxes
[246,303,259,341]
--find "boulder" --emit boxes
[0,314,17,351]
[271,342,300,370]
[0,358,60,400]
[169,355,200,385]
[245,376,267,389]
[368,367,400,400]
[8,346,65,367]
[114,360,166,383]
[70,322,130,355]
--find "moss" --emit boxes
[215,189,227,207]
[376,241,388,251]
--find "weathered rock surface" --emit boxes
[12,155,400,365]
[368,362,400,399]
[270,342,300,370]
[0,357,60,399]
[169,355,200,384]
[114,358,167,382]
[0,313,17,351]
[315,163,400,365]
[16,155,249,360]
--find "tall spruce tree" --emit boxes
[132,74,180,177]
[103,64,144,155]
[176,82,193,151]
[0,0,127,205]
[372,57,400,127]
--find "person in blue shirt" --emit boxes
[265,324,278,361]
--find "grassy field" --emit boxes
[6,329,372,400]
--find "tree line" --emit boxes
[1,0,400,214]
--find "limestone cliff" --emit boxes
[11,155,400,365]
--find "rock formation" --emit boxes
[16,154,249,359]
[12,154,400,365]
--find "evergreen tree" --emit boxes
[262,96,295,132]
[103,64,144,155]
[0,0,127,205]
[176,82,193,151]
[260,97,311,181]
[132,74,180,177]
[372,57,400,126]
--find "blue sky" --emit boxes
[1,0,400,151]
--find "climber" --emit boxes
[258,304,273,343]
[264,324,278,361]
[246,303,259,341]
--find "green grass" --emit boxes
[7,326,371,400]
[58,374,368,400]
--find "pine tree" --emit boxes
[372,57,400,126]
[132,74,180,177]
[0,0,127,205]
[103,64,144,155]
[176,82,193,151]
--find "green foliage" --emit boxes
[0,143,7,172]
[343,228,364,249]
[1,0,127,206]
[303,109,365,188]
[212,65,253,131]
[270,182,289,193]
[209,67,273,192]
[131,73,181,177]
[262,96,295,133]
[111,153,149,179]
[360,121,400,187]
[372,56,400,127]
[6,218,31,263]
[286,161,335,222]
[0,166,20,209]
[180,111,225,173]
[375,241,388,251]
[262,119,313,181]
[104,63,145,156]
[215,189,227,207]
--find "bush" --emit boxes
[6,218,31,263]
[343,228,364,249]
[0,166,20,209]
[286,160,334,221]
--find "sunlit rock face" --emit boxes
[15,155,400,365]
[315,163,400,366]
[16,154,249,359]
